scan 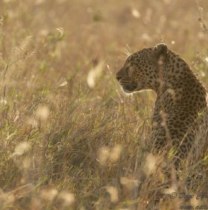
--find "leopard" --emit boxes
[116,43,208,192]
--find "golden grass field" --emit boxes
[1,0,208,209]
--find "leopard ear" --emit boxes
[154,43,168,57]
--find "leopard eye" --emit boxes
[127,66,135,77]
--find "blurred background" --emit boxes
[0,0,208,209]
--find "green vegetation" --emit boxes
[0,0,208,209]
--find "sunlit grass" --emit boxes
[0,0,208,209]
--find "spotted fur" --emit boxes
[116,43,207,168]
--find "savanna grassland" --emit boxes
[1,0,208,209]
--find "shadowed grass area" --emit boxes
[0,0,208,209]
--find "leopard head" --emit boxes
[116,43,168,93]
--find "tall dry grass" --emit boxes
[0,0,208,209]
